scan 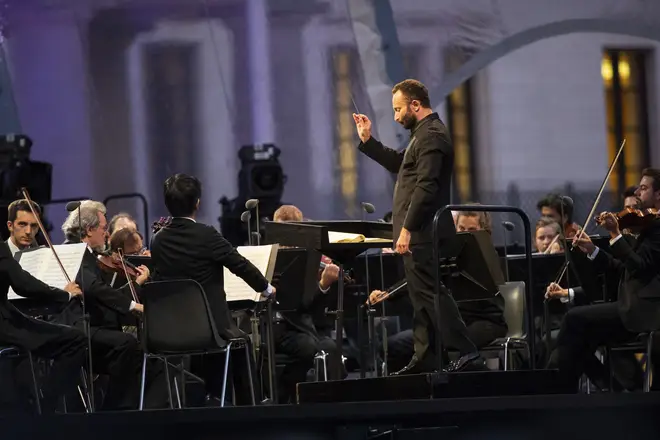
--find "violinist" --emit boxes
[0,240,87,413]
[549,168,660,392]
[150,174,275,406]
[271,204,342,403]
[534,217,564,254]
[108,212,137,235]
[104,228,149,288]
[536,193,580,238]
[5,199,41,256]
[623,186,641,211]
[58,200,167,410]
[108,213,151,256]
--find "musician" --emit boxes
[150,173,275,405]
[354,78,483,374]
[535,216,563,254]
[271,204,342,402]
[59,201,168,410]
[371,209,507,372]
[623,186,640,210]
[110,228,148,257]
[536,193,579,238]
[0,240,86,413]
[549,168,660,390]
[455,208,491,234]
[108,212,138,235]
[6,199,41,256]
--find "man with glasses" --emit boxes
[58,200,167,410]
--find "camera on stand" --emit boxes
[219,144,287,246]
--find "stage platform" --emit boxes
[3,392,660,439]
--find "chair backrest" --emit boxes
[498,281,526,339]
[141,279,227,354]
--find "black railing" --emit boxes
[433,204,536,370]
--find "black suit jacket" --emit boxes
[592,221,660,332]
[0,242,72,350]
[55,242,135,330]
[358,113,453,244]
[150,217,269,340]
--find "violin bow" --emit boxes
[21,188,72,283]
[552,139,626,284]
[116,249,140,304]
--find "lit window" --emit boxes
[602,49,651,199]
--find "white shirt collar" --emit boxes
[6,238,20,257]
[176,217,196,223]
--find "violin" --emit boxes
[595,207,660,231]
[152,216,172,234]
[96,251,140,279]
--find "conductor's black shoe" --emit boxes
[443,353,487,373]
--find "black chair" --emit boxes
[0,346,41,414]
[139,279,257,409]
[607,331,654,392]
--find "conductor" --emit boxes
[353,79,484,374]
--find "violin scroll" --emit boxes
[152,216,172,234]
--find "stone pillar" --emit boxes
[246,0,275,144]
[5,7,94,241]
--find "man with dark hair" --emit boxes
[623,186,640,210]
[536,193,579,237]
[550,167,660,390]
[455,206,492,235]
[353,78,484,374]
[151,173,276,405]
[6,199,42,256]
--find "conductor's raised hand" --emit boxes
[353,113,372,143]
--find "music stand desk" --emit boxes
[264,220,393,377]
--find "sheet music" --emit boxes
[8,243,87,300]
[225,244,278,302]
[328,231,390,243]
[328,231,365,243]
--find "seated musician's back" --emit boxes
[150,173,274,405]
[150,174,274,340]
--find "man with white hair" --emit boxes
[59,200,166,410]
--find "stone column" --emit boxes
[246,0,275,144]
[5,6,94,241]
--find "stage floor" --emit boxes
[3,392,660,439]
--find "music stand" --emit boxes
[433,229,503,371]
[272,248,322,312]
[126,255,153,272]
[449,231,505,302]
